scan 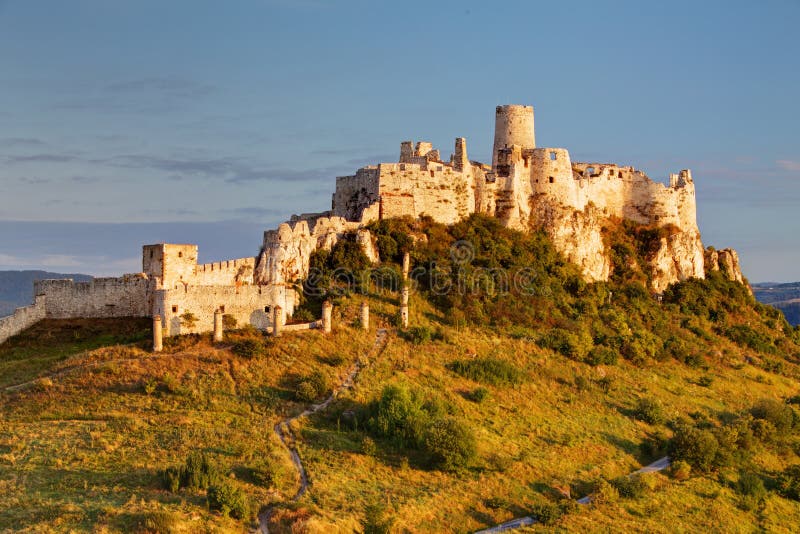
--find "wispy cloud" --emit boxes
[18,176,51,184]
[2,138,46,147]
[104,77,216,99]
[6,153,75,164]
[777,160,800,172]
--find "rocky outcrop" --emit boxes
[254,215,378,286]
[705,247,749,288]
[650,230,705,293]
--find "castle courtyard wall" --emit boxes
[0,295,46,344]
[34,276,152,319]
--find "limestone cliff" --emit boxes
[705,247,750,291]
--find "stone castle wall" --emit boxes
[153,284,290,336]
[34,276,152,319]
[0,295,46,344]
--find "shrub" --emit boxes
[586,346,618,366]
[318,352,346,366]
[291,307,315,323]
[750,398,794,436]
[232,339,266,359]
[468,387,490,403]
[402,326,433,344]
[530,501,565,525]
[295,381,318,403]
[611,474,650,498]
[361,499,394,534]
[697,375,714,387]
[361,436,377,456]
[592,478,619,504]
[635,397,666,425]
[447,357,523,386]
[537,328,593,361]
[736,471,766,511]
[670,460,692,481]
[779,464,800,501]
[207,481,249,520]
[369,383,429,446]
[669,424,719,472]
[423,417,477,471]
[161,451,219,492]
[179,312,198,330]
[134,510,179,534]
[222,314,237,329]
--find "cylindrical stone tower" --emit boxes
[272,305,283,337]
[492,105,535,169]
[360,301,369,331]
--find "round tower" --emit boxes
[492,105,535,169]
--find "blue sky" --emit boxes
[0,0,798,280]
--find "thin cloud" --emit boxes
[777,160,800,172]
[104,77,217,99]
[2,138,46,147]
[6,154,75,164]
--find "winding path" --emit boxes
[257,328,389,533]
[475,456,671,533]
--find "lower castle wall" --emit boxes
[0,295,46,344]
[34,276,152,319]
[154,284,295,336]
[191,257,256,287]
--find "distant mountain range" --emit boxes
[0,271,93,317]
[752,282,800,326]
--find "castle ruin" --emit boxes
[1,103,741,344]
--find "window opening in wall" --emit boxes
[586,167,595,175]
[150,250,153,258]
[524,158,529,168]
[550,151,557,161]
[178,251,183,258]
[219,305,225,313]
[618,171,623,178]
[430,170,434,177]
[172,305,178,313]
[264,305,271,313]
[549,176,554,184]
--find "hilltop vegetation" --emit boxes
[2,215,800,532]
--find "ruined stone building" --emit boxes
[0,104,746,343]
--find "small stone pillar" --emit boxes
[360,301,369,331]
[153,315,163,352]
[321,300,333,334]
[400,286,409,328]
[272,305,283,337]
[213,309,224,343]
[402,251,410,280]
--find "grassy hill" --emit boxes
[2,215,800,533]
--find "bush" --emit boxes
[361,436,377,456]
[750,398,794,436]
[207,481,249,520]
[402,326,433,345]
[179,312,198,330]
[423,417,477,471]
[736,471,766,511]
[369,383,430,446]
[530,501,566,525]
[222,314,237,329]
[670,460,692,481]
[779,464,800,501]
[537,328,593,361]
[592,478,619,504]
[468,387,490,403]
[361,499,394,534]
[669,424,719,472]
[295,370,329,403]
[232,339,266,359]
[162,451,219,492]
[635,397,666,425]
[586,346,618,366]
[611,474,651,498]
[134,510,179,534]
[697,375,714,387]
[447,357,523,386]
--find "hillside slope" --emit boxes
[2,216,800,533]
